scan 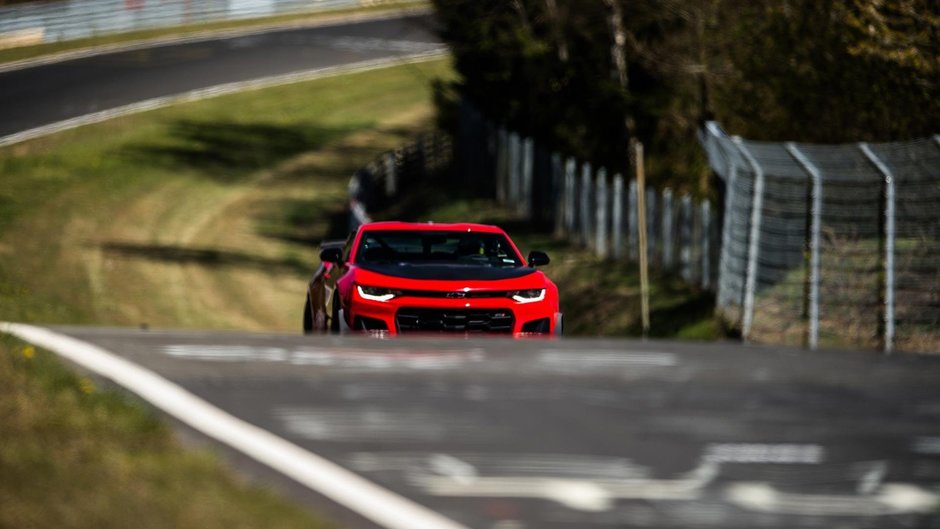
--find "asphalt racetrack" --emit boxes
[10,325,939,529]
[2,10,939,529]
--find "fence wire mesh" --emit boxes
[701,122,940,353]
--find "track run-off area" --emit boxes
[1,9,939,529]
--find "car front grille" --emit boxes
[396,308,515,334]
[399,289,509,299]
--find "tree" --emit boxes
[431,0,938,191]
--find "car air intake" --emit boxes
[396,308,514,333]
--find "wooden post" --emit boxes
[635,141,650,337]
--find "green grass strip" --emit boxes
[0,335,334,529]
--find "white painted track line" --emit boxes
[0,322,471,529]
[0,50,446,148]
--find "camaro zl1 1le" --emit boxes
[304,221,562,335]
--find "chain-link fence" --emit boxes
[700,121,940,353]
[0,0,399,45]
[455,103,719,290]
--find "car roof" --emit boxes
[359,221,507,234]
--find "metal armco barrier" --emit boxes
[0,0,395,45]
[347,131,452,230]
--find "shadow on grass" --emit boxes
[256,196,353,246]
[99,241,310,276]
[125,120,365,182]
[628,284,716,338]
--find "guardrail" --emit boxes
[0,0,405,46]
[700,122,940,353]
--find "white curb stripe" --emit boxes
[0,50,446,148]
[0,322,470,529]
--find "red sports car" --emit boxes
[304,221,562,335]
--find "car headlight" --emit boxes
[509,288,546,303]
[356,285,400,302]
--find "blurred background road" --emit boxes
[0,12,441,138]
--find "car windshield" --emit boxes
[356,230,524,267]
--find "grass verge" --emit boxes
[0,1,429,66]
[0,57,453,330]
[0,56,451,529]
[0,335,333,529]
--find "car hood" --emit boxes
[355,262,541,284]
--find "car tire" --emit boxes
[553,313,564,336]
[303,295,313,335]
[330,291,341,334]
[330,291,351,335]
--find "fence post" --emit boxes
[581,162,593,247]
[717,163,739,308]
[635,142,651,336]
[416,135,427,179]
[860,143,895,355]
[552,153,564,235]
[496,129,508,204]
[612,174,624,260]
[521,137,534,218]
[596,169,609,258]
[564,157,576,236]
[680,194,693,281]
[646,188,658,265]
[628,179,638,260]
[508,133,521,206]
[384,152,397,197]
[661,188,674,268]
[787,143,823,350]
[734,137,766,342]
[701,200,712,290]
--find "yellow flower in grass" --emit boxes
[79,378,96,395]
[21,345,35,359]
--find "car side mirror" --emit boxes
[319,247,344,264]
[528,251,550,267]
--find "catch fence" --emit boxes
[0,0,401,46]
[700,122,940,353]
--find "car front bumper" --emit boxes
[349,294,559,335]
